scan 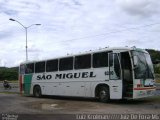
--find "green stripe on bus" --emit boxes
[24,74,33,95]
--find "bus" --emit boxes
[19,47,156,102]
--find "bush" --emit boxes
[154,65,160,74]
[0,67,18,81]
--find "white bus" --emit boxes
[19,47,156,102]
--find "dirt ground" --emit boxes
[0,82,160,120]
[0,93,160,120]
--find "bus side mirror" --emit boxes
[133,56,138,66]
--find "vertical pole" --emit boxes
[9,18,40,61]
[25,27,28,61]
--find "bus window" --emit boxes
[93,52,108,68]
[74,54,91,69]
[20,64,25,74]
[35,61,45,73]
[25,63,34,74]
[46,59,58,72]
[59,57,73,71]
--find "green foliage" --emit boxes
[0,67,18,81]
[146,49,160,74]
[154,65,160,74]
[146,49,160,64]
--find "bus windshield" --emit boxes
[132,51,154,79]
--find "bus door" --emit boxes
[109,53,122,99]
[120,52,133,98]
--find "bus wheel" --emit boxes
[33,86,42,98]
[98,86,110,103]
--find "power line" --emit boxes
[54,22,160,44]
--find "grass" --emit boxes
[9,80,18,83]
[0,80,18,83]
[155,74,160,83]
[156,79,160,83]
[0,92,19,94]
[147,96,160,103]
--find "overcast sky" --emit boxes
[0,0,160,67]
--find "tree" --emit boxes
[146,49,160,64]
[0,67,18,81]
[146,49,160,74]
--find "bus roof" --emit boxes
[20,47,147,64]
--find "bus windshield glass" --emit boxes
[132,51,154,79]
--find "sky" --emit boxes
[0,0,160,67]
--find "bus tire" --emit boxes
[98,86,110,103]
[33,86,42,98]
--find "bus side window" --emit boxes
[74,54,91,69]
[46,59,58,72]
[25,63,34,74]
[93,52,108,68]
[20,65,25,74]
[35,61,45,73]
[59,57,73,71]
